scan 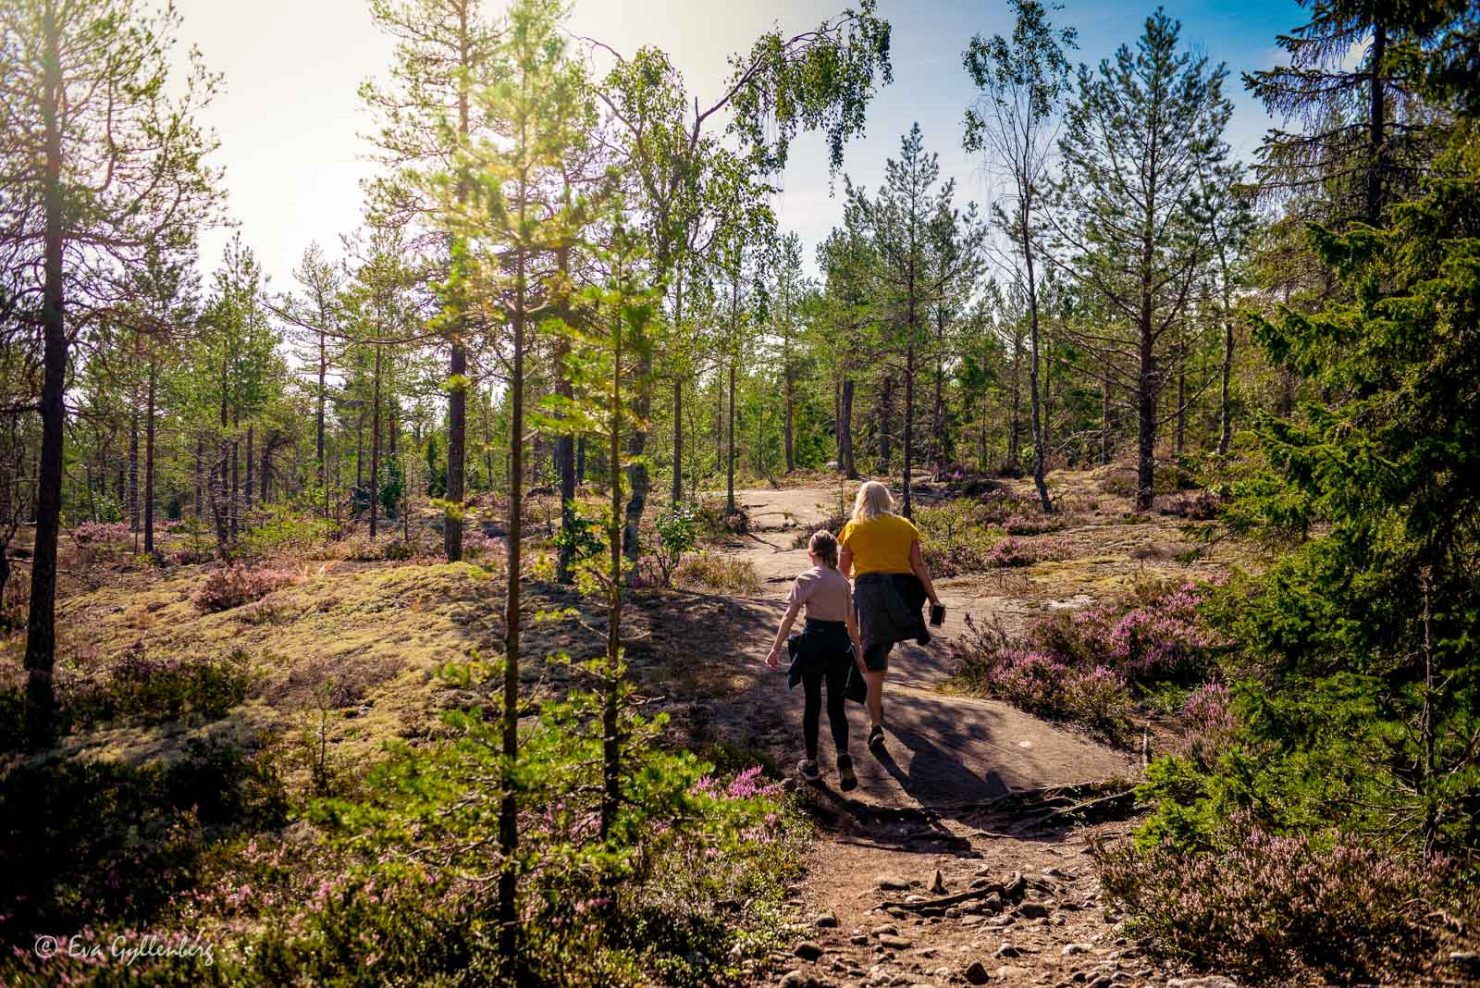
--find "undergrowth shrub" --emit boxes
[1158,488,1225,520]
[0,738,286,942]
[950,615,1134,742]
[950,581,1225,743]
[983,535,1070,568]
[648,503,698,587]
[72,520,132,563]
[237,504,335,558]
[916,499,1000,575]
[1027,581,1220,687]
[676,554,760,595]
[1001,512,1067,535]
[461,526,502,561]
[1177,682,1236,768]
[66,649,254,728]
[193,562,303,612]
[173,688,802,986]
[1095,813,1445,984]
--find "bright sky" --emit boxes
[175,0,1307,291]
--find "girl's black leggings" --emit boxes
[803,656,851,760]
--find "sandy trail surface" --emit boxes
[691,480,1222,988]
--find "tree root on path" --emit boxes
[1009,789,1137,832]
[880,871,1027,912]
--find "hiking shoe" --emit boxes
[867,725,886,753]
[797,758,821,783]
[837,754,858,791]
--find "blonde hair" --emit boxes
[852,481,893,523]
[808,530,839,568]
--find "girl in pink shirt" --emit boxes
[766,531,866,790]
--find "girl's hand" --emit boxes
[765,643,783,668]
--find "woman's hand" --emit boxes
[765,643,784,669]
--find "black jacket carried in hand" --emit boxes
[787,619,869,705]
[852,571,929,653]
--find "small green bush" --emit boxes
[237,504,335,559]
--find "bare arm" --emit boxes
[766,601,802,666]
[910,539,939,606]
[839,545,855,580]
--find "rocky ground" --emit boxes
[693,474,1246,988]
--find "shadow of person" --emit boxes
[875,718,1011,809]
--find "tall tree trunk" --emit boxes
[902,340,916,519]
[245,424,255,509]
[498,225,527,977]
[726,360,737,515]
[259,435,272,504]
[1175,344,1187,456]
[445,342,466,560]
[931,346,945,476]
[144,364,157,555]
[1366,19,1387,227]
[1217,316,1234,455]
[1025,221,1053,512]
[840,377,857,479]
[1100,378,1113,465]
[1007,344,1022,471]
[620,349,652,572]
[370,346,382,539]
[555,231,577,583]
[601,279,625,839]
[230,436,240,537]
[1136,304,1157,512]
[979,389,988,472]
[316,328,327,494]
[128,411,139,533]
[879,375,893,473]
[670,272,685,506]
[783,371,795,474]
[194,435,203,520]
[445,15,474,563]
[24,4,66,744]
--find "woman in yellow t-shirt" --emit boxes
[838,480,942,752]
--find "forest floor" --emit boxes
[686,473,1245,988]
[0,467,1247,988]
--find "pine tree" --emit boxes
[454,0,591,966]
[847,124,982,517]
[362,0,500,563]
[0,0,221,743]
[597,2,891,552]
[1054,9,1232,511]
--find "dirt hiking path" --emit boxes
[699,482,1233,988]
